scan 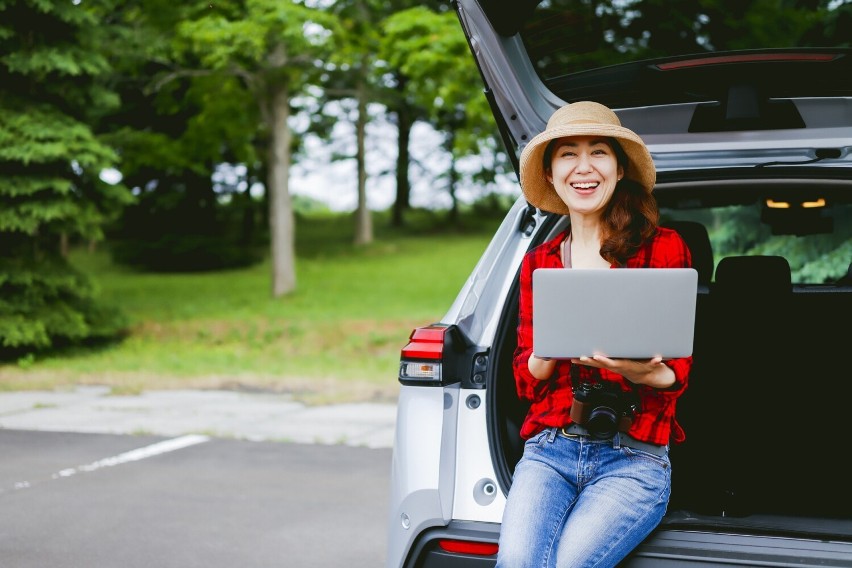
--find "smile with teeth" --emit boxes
[571,182,599,189]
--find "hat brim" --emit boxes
[519,124,656,215]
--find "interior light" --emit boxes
[802,198,826,208]
[766,199,790,209]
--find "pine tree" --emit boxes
[0,0,133,358]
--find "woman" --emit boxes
[496,101,693,568]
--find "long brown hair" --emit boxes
[600,138,659,264]
[599,179,658,265]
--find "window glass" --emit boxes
[660,202,852,285]
[522,0,851,83]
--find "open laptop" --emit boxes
[532,268,698,359]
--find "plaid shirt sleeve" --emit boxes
[512,234,562,403]
[512,227,695,445]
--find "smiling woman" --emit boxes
[495,100,691,568]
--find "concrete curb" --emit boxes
[0,386,397,449]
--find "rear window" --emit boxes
[521,0,851,83]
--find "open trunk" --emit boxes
[487,182,852,547]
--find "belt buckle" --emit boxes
[560,426,581,438]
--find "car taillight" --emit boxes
[398,323,487,388]
[401,325,446,359]
[398,324,447,385]
[437,539,499,556]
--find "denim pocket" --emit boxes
[621,445,670,470]
[525,429,550,448]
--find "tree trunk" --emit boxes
[448,153,459,225]
[354,74,372,245]
[391,80,412,227]
[268,85,296,297]
[446,128,460,225]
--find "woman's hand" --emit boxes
[570,355,676,389]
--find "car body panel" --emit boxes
[386,385,458,566]
[628,529,852,567]
[444,199,541,343]
[451,387,506,523]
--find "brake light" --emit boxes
[656,52,837,70]
[399,324,447,384]
[437,539,499,556]
[401,325,447,359]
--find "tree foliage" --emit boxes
[380,6,510,220]
[2,0,848,360]
[98,1,266,273]
[175,0,342,296]
[0,0,133,358]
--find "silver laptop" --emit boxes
[532,268,698,359]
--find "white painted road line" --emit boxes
[53,434,211,479]
[8,434,211,492]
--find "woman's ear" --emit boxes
[617,165,625,181]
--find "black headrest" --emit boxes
[714,255,792,296]
[665,221,714,286]
[838,262,852,285]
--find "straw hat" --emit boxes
[519,101,656,215]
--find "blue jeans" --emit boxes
[496,428,671,568]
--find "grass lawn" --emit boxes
[0,209,504,404]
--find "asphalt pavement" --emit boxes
[0,386,397,448]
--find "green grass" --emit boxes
[0,210,504,403]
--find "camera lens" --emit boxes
[587,406,619,439]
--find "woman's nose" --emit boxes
[576,152,593,172]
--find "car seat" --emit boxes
[663,221,714,289]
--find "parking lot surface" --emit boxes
[1,429,391,568]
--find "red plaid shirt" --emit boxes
[513,227,693,445]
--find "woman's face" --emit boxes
[546,136,624,217]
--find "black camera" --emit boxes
[570,381,639,439]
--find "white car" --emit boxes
[387,1,852,566]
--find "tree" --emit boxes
[98,2,266,272]
[0,0,133,358]
[315,0,452,232]
[381,6,508,222]
[315,0,387,245]
[381,0,451,227]
[176,0,341,296]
